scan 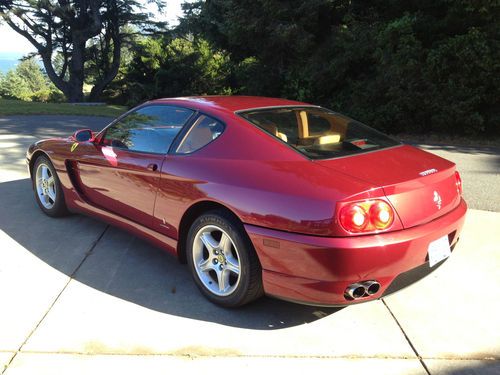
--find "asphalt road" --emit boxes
[0,115,111,137]
[1,115,498,211]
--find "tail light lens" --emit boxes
[455,171,463,195]
[339,200,395,233]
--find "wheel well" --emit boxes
[177,201,241,263]
[29,150,50,179]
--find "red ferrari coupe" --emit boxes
[27,96,467,307]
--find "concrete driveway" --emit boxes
[0,116,499,374]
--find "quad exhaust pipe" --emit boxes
[345,280,381,300]
[363,280,381,296]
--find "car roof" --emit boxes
[149,96,314,113]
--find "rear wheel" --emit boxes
[186,210,263,307]
[33,156,68,217]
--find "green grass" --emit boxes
[0,99,127,117]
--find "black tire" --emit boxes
[186,209,263,307]
[32,155,69,217]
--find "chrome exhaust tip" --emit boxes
[345,283,366,299]
[362,280,381,296]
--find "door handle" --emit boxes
[147,163,158,171]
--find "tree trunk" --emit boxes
[66,83,85,102]
[65,38,86,102]
[88,84,104,102]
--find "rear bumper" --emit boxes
[245,198,467,306]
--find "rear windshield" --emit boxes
[239,107,401,160]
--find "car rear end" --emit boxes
[240,106,467,306]
[246,196,466,305]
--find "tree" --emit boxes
[180,0,500,136]
[16,58,48,95]
[0,58,54,101]
[108,36,232,105]
[179,0,350,97]
[0,69,31,100]
[0,0,164,102]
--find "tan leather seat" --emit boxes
[314,134,341,145]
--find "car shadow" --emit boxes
[425,360,500,375]
[0,178,341,330]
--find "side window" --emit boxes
[176,115,224,154]
[102,105,194,154]
[242,110,298,144]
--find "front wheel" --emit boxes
[32,156,68,217]
[186,210,263,307]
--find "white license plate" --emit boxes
[428,235,451,267]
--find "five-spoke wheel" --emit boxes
[32,156,68,217]
[35,163,57,209]
[187,210,263,307]
[192,225,241,296]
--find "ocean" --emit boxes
[0,52,23,73]
[0,52,45,74]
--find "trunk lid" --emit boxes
[316,145,461,229]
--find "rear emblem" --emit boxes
[433,191,442,209]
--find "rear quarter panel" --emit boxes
[155,112,378,237]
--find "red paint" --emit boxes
[248,199,466,305]
[74,143,164,227]
[26,96,467,306]
[318,145,461,230]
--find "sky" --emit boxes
[0,0,185,53]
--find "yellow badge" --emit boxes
[71,142,79,152]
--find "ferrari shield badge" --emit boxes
[71,142,79,152]
[433,190,442,209]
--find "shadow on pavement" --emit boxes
[430,360,500,375]
[0,178,341,330]
[0,116,111,138]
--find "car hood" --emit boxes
[315,145,461,229]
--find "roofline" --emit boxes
[148,96,315,114]
[234,104,321,114]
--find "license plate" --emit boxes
[428,235,451,267]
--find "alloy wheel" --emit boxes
[35,163,57,209]
[192,225,241,296]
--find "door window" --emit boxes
[102,105,194,154]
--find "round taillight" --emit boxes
[339,199,396,233]
[455,171,463,195]
[369,201,394,229]
[340,204,368,232]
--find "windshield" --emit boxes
[239,107,401,160]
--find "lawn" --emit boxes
[0,99,127,117]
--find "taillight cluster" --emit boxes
[339,200,395,233]
[455,171,463,195]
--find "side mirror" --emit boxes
[73,129,94,142]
